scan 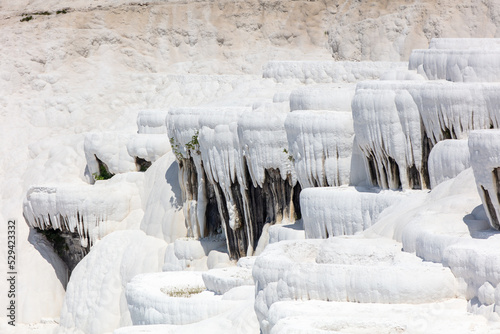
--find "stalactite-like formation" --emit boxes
[353,80,500,189]
[167,106,300,259]
[23,175,143,250]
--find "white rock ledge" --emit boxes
[262,61,407,84]
[409,49,500,82]
[126,272,236,326]
[202,267,254,295]
[253,238,458,333]
[288,84,355,112]
[301,187,407,238]
[285,110,358,188]
[136,109,169,134]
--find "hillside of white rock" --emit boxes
[2,0,500,333]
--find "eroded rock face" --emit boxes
[35,228,88,274]
[177,156,222,240]
[353,81,500,190]
[221,166,301,259]
[23,173,145,277]
[168,106,300,259]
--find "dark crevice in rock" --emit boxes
[213,181,246,259]
[293,182,302,220]
[181,157,198,198]
[364,124,434,190]
[135,157,152,172]
[482,185,499,229]
[35,227,89,276]
[366,153,379,187]
[204,181,222,237]
[420,130,432,189]
[407,164,420,189]
[442,126,453,140]
[387,156,401,189]
[178,157,222,238]
[243,166,299,255]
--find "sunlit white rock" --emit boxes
[59,230,167,334]
[285,110,357,188]
[127,134,171,163]
[136,109,169,134]
[301,187,407,238]
[428,139,470,188]
[266,299,495,334]
[253,238,458,332]
[84,132,137,180]
[238,110,296,188]
[126,271,236,325]
[162,237,228,272]
[268,220,305,243]
[353,80,500,189]
[140,152,186,243]
[202,267,254,295]
[289,84,355,112]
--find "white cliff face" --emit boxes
[326,1,500,61]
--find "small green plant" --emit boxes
[56,9,68,14]
[92,173,105,181]
[170,137,184,160]
[185,131,199,152]
[34,11,51,15]
[92,158,114,181]
[283,148,294,162]
[20,15,33,22]
[161,286,205,298]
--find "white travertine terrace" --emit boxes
[301,187,406,238]
[262,61,407,83]
[352,81,500,189]
[285,110,356,188]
